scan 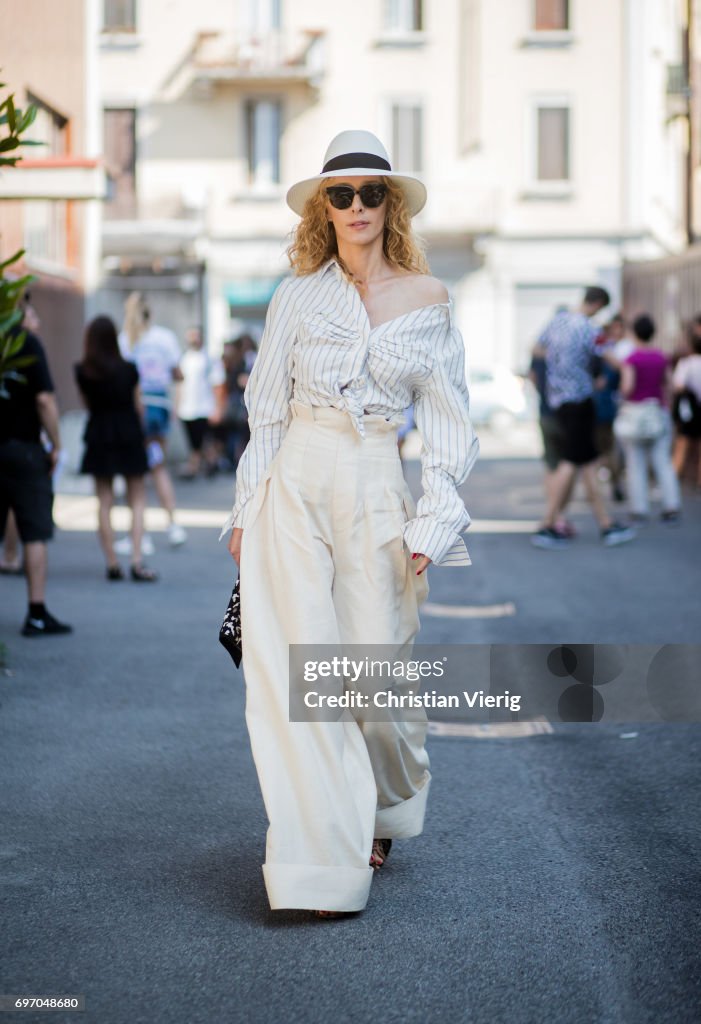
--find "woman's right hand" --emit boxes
[228,527,243,566]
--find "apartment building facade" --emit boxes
[0,0,104,408]
[97,0,689,370]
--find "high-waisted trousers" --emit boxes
[239,399,431,911]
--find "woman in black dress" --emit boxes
[75,316,157,581]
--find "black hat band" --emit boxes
[321,152,392,174]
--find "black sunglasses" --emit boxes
[325,183,388,209]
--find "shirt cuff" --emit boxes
[402,517,472,567]
[218,500,251,541]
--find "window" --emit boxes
[24,200,68,266]
[103,108,136,218]
[103,0,136,31]
[241,0,281,34]
[459,0,481,151]
[534,0,569,31]
[536,105,570,181]
[245,100,281,190]
[383,0,423,33]
[21,97,69,265]
[391,103,423,175]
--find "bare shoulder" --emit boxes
[405,273,450,305]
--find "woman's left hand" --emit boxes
[411,553,431,575]
[228,527,243,566]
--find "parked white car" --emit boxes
[467,365,536,429]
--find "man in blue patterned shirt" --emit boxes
[531,286,635,549]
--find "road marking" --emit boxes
[422,602,516,619]
[428,719,554,738]
[468,519,539,533]
[54,496,539,536]
[54,496,224,531]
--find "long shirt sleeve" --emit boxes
[402,322,480,566]
[220,277,297,535]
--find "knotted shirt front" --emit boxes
[221,257,479,566]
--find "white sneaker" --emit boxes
[114,536,132,556]
[168,522,187,547]
[114,535,155,557]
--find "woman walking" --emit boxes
[119,293,187,548]
[617,314,681,522]
[177,325,224,479]
[75,316,157,580]
[223,130,478,918]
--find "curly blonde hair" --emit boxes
[286,177,430,280]
[122,291,149,349]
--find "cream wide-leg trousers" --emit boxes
[239,399,431,912]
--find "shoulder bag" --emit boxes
[614,399,667,443]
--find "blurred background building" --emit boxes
[0,0,104,407]
[1,0,701,411]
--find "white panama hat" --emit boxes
[285,129,427,217]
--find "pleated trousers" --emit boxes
[239,399,431,911]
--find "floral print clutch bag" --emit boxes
[219,576,242,668]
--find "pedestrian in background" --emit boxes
[220,336,255,470]
[223,129,479,918]
[176,325,225,479]
[0,292,43,576]
[0,300,72,636]
[672,317,701,487]
[0,508,21,574]
[593,314,626,504]
[615,314,680,523]
[119,292,187,549]
[529,344,576,537]
[531,286,635,549]
[75,316,157,581]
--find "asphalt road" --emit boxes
[1,444,699,1024]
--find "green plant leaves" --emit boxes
[0,78,40,395]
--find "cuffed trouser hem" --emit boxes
[263,863,375,912]
[374,770,431,840]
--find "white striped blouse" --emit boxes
[221,257,480,566]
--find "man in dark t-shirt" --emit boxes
[0,326,72,636]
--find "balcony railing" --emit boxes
[103,191,205,223]
[191,29,325,86]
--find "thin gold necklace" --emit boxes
[351,272,396,289]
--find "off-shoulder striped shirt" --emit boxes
[220,257,479,566]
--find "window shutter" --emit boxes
[103,0,136,31]
[537,107,570,180]
[534,0,569,31]
[103,109,136,216]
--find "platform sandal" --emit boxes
[130,563,159,582]
[370,838,392,870]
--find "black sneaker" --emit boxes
[530,526,571,550]
[601,522,636,547]
[21,610,73,637]
[661,510,681,525]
